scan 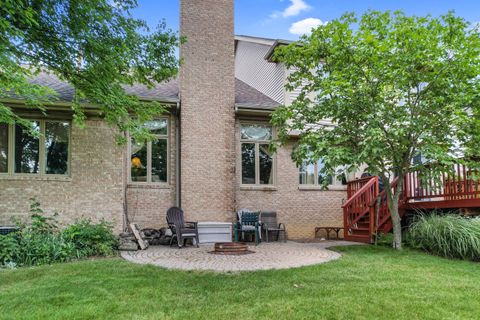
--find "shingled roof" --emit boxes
[7,71,280,109]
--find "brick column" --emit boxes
[179,0,236,221]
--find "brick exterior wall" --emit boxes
[1,1,348,240]
[126,115,176,229]
[179,0,236,222]
[0,120,125,232]
[234,119,346,239]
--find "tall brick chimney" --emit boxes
[179,0,235,221]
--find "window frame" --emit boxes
[298,159,346,189]
[0,120,71,177]
[240,122,276,187]
[127,117,170,185]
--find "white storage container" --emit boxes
[197,222,233,244]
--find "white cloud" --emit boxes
[289,18,327,35]
[271,0,311,19]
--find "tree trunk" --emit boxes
[389,196,402,249]
[387,178,404,249]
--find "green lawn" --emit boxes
[1,246,479,320]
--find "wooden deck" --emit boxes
[404,164,480,209]
[343,164,480,243]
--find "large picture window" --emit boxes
[240,124,274,185]
[129,119,169,183]
[0,120,70,176]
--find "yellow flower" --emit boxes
[131,156,142,168]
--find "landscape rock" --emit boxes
[140,228,171,246]
[118,240,138,251]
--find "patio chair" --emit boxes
[166,207,199,248]
[261,212,287,242]
[234,210,261,245]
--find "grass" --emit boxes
[1,246,479,320]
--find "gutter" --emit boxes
[264,39,294,62]
[235,103,280,116]
[1,97,179,109]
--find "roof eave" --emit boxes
[264,40,293,62]
[1,96,179,107]
[235,103,280,116]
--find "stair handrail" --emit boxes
[370,177,403,234]
[342,176,378,208]
[343,176,379,243]
[347,176,377,199]
[368,177,400,207]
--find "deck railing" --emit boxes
[343,176,379,241]
[404,164,480,202]
[372,177,403,233]
[345,164,480,242]
[347,176,375,199]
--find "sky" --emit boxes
[134,0,479,40]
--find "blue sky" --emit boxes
[134,0,479,40]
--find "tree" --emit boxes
[272,11,480,249]
[0,0,179,141]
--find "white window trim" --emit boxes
[128,117,170,185]
[240,122,276,187]
[0,120,71,177]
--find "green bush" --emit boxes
[407,214,480,261]
[1,199,117,268]
[15,230,78,266]
[0,234,20,266]
[62,219,118,257]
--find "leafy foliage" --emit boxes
[63,219,118,257]
[0,234,19,266]
[272,11,480,248]
[1,199,117,268]
[407,214,480,261]
[0,0,180,141]
[15,228,78,266]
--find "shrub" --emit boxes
[11,202,79,266]
[62,219,118,257]
[15,230,78,266]
[1,199,118,268]
[407,214,480,261]
[0,234,20,266]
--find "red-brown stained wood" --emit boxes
[344,163,480,243]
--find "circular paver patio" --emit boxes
[121,241,350,272]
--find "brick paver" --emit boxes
[121,241,359,272]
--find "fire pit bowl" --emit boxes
[209,242,255,255]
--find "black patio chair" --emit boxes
[261,212,287,242]
[166,207,199,248]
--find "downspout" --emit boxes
[122,130,130,232]
[175,101,181,207]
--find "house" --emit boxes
[0,0,352,239]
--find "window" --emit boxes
[299,158,346,187]
[130,119,168,183]
[0,124,8,173]
[45,122,70,174]
[240,124,274,185]
[0,120,70,175]
[15,122,40,173]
